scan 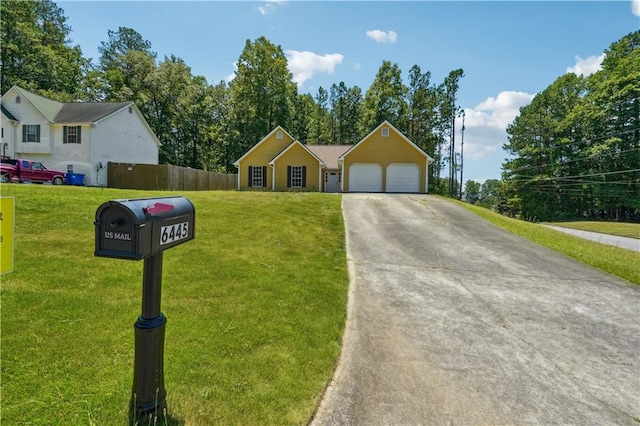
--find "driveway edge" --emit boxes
[310,196,357,425]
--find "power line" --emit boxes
[531,180,635,187]
[528,189,639,197]
[504,147,640,174]
[510,168,640,182]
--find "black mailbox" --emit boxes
[94,195,196,421]
[95,196,195,260]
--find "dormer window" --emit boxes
[16,96,21,103]
[381,127,389,137]
[277,131,283,139]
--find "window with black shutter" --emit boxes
[63,126,82,144]
[249,166,267,188]
[289,166,306,188]
[22,125,40,142]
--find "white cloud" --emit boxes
[366,30,398,44]
[258,4,274,15]
[632,0,640,16]
[460,91,535,159]
[258,0,286,15]
[566,54,605,76]
[224,51,343,87]
[224,62,237,83]
[472,91,535,130]
[285,50,344,87]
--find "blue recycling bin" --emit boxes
[65,173,85,186]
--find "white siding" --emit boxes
[40,125,93,183]
[1,88,159,187]
[2,92,53,154]
[91,107,158,187]
[1,113,16,158]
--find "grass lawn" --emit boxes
[547,221,640,239]
[453,200,640,286]
[0,185,348,425]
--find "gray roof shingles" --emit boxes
[306,145,351,169]
[10,86,132,124]
[54,102,131,123]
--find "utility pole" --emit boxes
[459,110,465,200]
[450,107,456,197]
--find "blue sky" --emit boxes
[59,1,640,183]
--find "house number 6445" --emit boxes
[160,222,189,245]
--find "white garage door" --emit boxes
[349,163,382,192]
[386,164,420,193]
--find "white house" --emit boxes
[0,86,160,186]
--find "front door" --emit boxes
[325,172,341,193]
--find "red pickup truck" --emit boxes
[0,159,66,184]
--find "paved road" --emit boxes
[312,194,640,425]
[542,225,640,252]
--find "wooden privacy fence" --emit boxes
[108,162,237,191]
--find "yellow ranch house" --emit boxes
[234,121,434,193]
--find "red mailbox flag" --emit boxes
[144,202,174,215]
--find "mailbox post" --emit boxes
[94,196,195,422]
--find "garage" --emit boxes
[386,163,420,193]
[338,121,434,193]
[349,163,382,192]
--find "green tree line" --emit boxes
[1,0,464,194]
[500,31,639,222]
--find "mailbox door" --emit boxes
[96,206,143,260]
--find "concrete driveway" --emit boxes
[542,225,640,252]
[312,194,640,425]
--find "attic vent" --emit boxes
[16,96,21,103]
[128,106,133,114]
[277,131,283,139]
[381,127,389,137]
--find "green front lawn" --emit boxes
[0,185,348,425]
[548,221,640,239]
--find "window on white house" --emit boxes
[381,127,389,137]
[290,166,303,187]
[16,96,21,103]
[64,126,81,144]
[22,125,40,142]
[252,166,263,187]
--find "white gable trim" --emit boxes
[2,86,55,123]
[338,120,434,163]
[232,125,296,167]
[95,103,161,146]
[1,110,18,123]
[92,104,131,124]
[268,140,326,167]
